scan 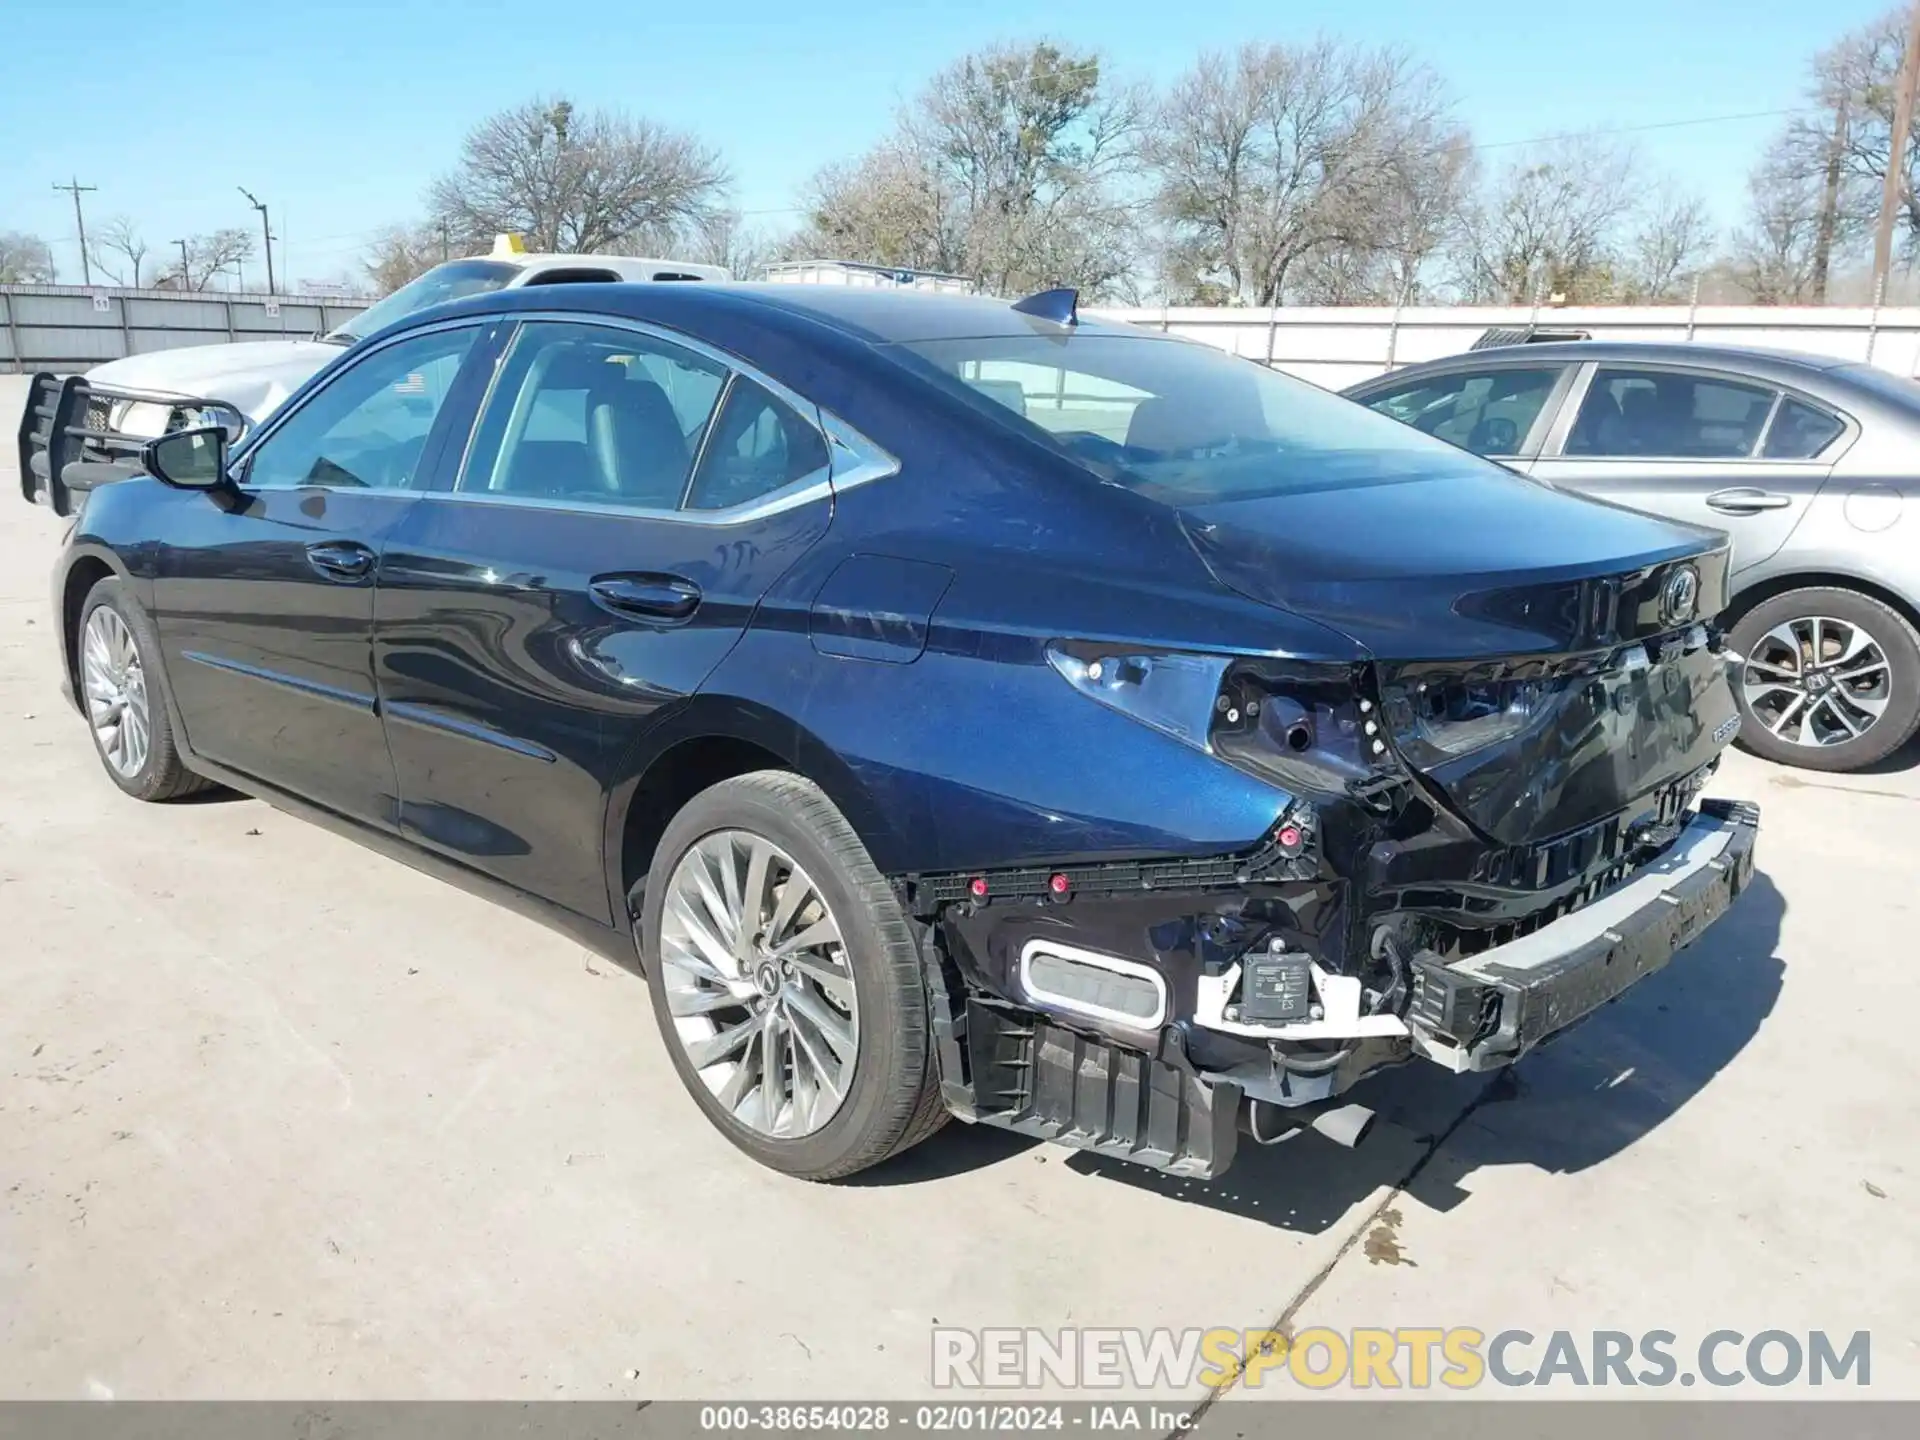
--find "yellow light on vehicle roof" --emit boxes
[492,233,528,256]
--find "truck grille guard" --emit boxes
[16,372,247,517]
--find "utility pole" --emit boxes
[171,238,191,289]
[52,176,98,285]
[238,186,276,294]
[1813,91,1850,304]
[1872,0,1920,298]
[438,222,450,263]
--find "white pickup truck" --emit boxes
[86,235,727,435]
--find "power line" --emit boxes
[1469,107,1807,153]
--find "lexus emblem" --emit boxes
[1661,566,1700,626]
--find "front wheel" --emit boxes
[1728,586,1920,771]
[76,577,213,801]
[638,771,947,1180]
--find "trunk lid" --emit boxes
[1178,468,1740,845]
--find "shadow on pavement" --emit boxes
[867,873,1786,1235]
[1839,732,1920,776]
[1402,868,1786,1214]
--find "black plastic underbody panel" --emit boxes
[922,947,1240,1178]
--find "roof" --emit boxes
[422,279,1149,347]
[1387,339,1853,375]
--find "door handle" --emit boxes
[590,574,702,622]
[306,540,376,582]
[1705,487,1794,514]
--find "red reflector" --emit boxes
[1278,825,1303,850]
[1048,873,1070,895]
[969,876,990,898]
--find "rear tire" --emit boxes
[1727,586,1920,772]
[639,770,947,1180]
[76,577,214,802]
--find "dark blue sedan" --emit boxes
[19,282,1758,1180]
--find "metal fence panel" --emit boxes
[1,283,370,372]
[1089,302,1920,387]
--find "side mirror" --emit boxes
[144,425,230,491]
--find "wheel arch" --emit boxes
[1726,567,1920,636]
[57,547,133,710]
[602,695,908,936]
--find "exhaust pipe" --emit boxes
[1309,1103,1375,1149]
[1241,1099,1376,1149]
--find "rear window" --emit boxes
[897,333,1488,503]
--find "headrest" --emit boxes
[539,347,627,393]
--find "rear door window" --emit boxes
[1566,368,1779,459]
[683,377,830,511]
[458,320,728,508]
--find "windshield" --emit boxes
[328,260,520,344]
[899,332,1493,504]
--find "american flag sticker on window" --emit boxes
[393,372,427,395]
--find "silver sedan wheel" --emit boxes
[659,830,860,1138]
[82,606,151,777]
[1741,614,1892,748]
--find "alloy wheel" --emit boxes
[1741,615,1892,748]
[659,830,860,1138]
[82,607,151,777]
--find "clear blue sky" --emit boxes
[1,0,1895,287]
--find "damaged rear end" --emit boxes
[903,490,1757,1180]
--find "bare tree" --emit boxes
[687,211,788,280]
[795,42,1144,299]
[362,223,445,294]
[1147,41,1465,305]
[0,230,56,283]
[429,97,731,255]
[1726,143,1831,302]
[1451,135,1639,303]
[800,143,964,275]
[167,229,255,291]
[1621,185,1717,301]
[1822,9,1920,254]
[88,215,151,288]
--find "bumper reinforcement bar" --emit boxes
[1409,798,1759,1071]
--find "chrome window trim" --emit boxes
[413,469,838,526]
[433,311,900,526]
[232,317,490,492]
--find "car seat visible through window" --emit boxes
[491,345,693,507]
